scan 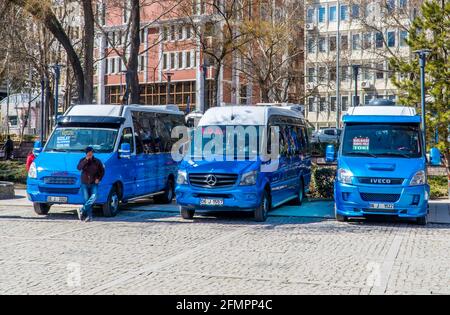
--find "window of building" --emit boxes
[329,6,337,22]
[342,96,349,111]
[376,63,384,80]
[363,33,372,49]
[307,8,315,24]
[178,52,183,69]
[351,4,360,19]
[185,51,191,68]
[318,67,326,82]
[341,66,349,81]
[352,34,360,50]
[163,53,168,70]
[341,35,348,50]
[318,37,326,52]
[170,25,176,41]
[387,31,396,47]
[400,31,408,46]
[307,37,315,54]
[319,97,326,112]
[329,67,336,81]
[308,67,315,83]
[170,52,176,69]
[330,97,336,112]
[308,98,315,112]
[318,6,326,23]
[399,0,408,9]
[340,5,348,21]
[140,28,146,43]
[386,0,395,14]
[329,36,336,51]
[375,32,384,48]
[186,26,192,39]
[178,26,183,40]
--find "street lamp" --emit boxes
[414,49,432,147]
[352,64,360,107]
[50,64,64,129]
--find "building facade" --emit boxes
[304,0,419,129]
[94,0,304,112]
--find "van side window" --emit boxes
[132,113,145,154]
[119,127,135,153]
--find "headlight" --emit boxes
[410,170,426,186]
[177,170,188,185]
[240,171,258,186]
[28,162,37,179]
[337,168,353,184]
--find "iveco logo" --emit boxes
[370,178,391,184]
[205,175,218,186]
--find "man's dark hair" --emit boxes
[85,146,94,153]
[7,136,11,140]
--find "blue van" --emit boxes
[176,105,312,222]
[332,102,430,225]
[27,104,184,217]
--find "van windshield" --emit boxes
[45,128,118,153]
[342,123,422,158]
[188,125,263,160]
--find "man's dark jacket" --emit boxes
[77,157,105,185]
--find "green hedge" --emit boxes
[309,167,336,199]
[429,176,448,199]
[0,161,27,184]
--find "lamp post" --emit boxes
[335,0,341,128]
[414,49,432,147]
[352,64,360,106]
[51,64,63,128]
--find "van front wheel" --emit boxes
[255,191,270,222]
[33,203,51,215]
[102,186,120,217]
[181,207,195,220]
[416,216,427,226]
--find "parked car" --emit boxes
[311,128,342,143]
[27,104,184,217]
[176,105,312,222]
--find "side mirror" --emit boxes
[325,144,336,163]
[430,147,441,166]
[119,143,132,159]
[33,141,43,156]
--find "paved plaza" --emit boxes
[0,192,448,295]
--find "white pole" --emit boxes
[336,0,341,129]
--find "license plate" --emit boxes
[200,198,224,206]
[47,196,68,203]
[370,203,395,209]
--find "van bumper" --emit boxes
[175,185,261,211]
[335,183,429,218]
[26,182,109,205]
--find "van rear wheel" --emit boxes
[154,178,175,204]
[291,178,305,206]
[102,186,120,217]
[33,203,51,215]
[416,216,427,226]
[181,207,195,220]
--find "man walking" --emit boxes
[77,147,105,222]
[2,136,14,160]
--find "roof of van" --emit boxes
[343,106,421,123]
[198,105,304,127]
[65,104,183,117]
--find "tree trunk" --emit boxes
[128,0,141,104]
[9,0,85,103]
[213,61,222,107]
[82,0,95,104]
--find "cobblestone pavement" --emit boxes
[0,204,448,295]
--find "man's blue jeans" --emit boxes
[81,184,98,218]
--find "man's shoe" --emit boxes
[77,208,84,221]
[84,216,92,223]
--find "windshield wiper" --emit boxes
[48,149,68,152]
[345,152,378,158]
[376,152,412,158]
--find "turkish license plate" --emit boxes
[200,198,224,206]
[370,203,395,210]
[47,196,68,203]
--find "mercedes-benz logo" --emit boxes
[205,174,218,186]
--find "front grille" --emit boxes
[39,187,80,195]
[189,173,238,188]
[43,176,77,185]
[360,193,401,202]
[358,177,404,185]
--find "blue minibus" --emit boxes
[331,102,430,225]
[176,105,312,222]
[27,104,184,217]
